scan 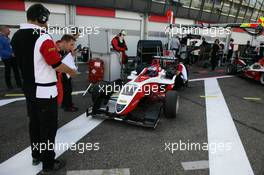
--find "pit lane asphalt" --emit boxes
[0,64,263,175]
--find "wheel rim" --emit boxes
[175,95,180,115]
[261,73,264,85]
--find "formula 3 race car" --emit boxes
[227,56,264,85]
[86,60,182,128]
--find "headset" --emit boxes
[119,29,126,36]
[37,6,50,24]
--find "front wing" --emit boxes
[86,95,162,128]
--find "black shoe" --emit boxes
[64,106,78,112]
[41,160,66,175]
[32,158,41,166]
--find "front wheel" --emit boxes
[164,90,180,118]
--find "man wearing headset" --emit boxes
[11,4,77,174]
[111,30,128,65]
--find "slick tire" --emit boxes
[164,90,179,118]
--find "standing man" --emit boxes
[111,29,128,65]
[227,38,234,63]
[0,25,21,89]
[11,4,77,174]
[170,36,181,57]
[56,34,78,112]
[244,40,251,55]
[189,41,197,65]
[210,39,220,71]
[258,43,264,62]
[199,37,207,61]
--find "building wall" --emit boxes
[231,32,252,45]
[75,9,142,56]
[0,2,68,41]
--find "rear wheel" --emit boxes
[164,90,179,118]
[260,73,264,85]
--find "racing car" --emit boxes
[227,56,264,85]
[86,59,181,128]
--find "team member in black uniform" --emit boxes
[11,4,77,174]
[210,39,220,71]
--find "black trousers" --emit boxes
[227,50,233,63]
[211,54,219,71]
[26,92,58,169]
[172,48,179,57]
[61,73,73,108]
[173,75,184,90]
[3,58,21,87]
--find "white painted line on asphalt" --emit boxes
[243,97,262,101]
[67,168,130,175]
[4,93,25,97]
[0,91,86,106]
[190,75,234,82]
[0,75,232,103]
[0,93,82,109]
[204,78,254,175]
[71,90,85,95]
[181,160,209,170]
[0,113,104,175]
[200,95,218,99]
[0,97,25,107]
[4,90,86,98]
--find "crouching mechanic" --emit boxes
[174,59,188,90]
[11,4,77,174]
